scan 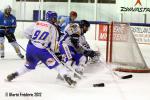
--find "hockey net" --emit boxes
[106,22,150,73]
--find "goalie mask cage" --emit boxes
[106,22,150,73]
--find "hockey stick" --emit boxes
[45,47,82,79]
[17,42,26,52]
[102,61,133,79]
[109,65,133,79]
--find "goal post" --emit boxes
[106,22,150,73]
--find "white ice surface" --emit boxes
[0,39,150,100]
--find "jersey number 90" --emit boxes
[32,30,49,40]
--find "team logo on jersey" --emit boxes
[135,0,142,6]
[36,22,48,27]
[46,58,56,66]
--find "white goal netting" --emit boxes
[108,22,150,73]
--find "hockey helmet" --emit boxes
[4,5,12,15]
[4,5,12,10]
[79,20,90,28]
[46,11,57,21]
[70,11,77,17]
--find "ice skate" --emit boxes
[56,73,64,81]
[18,53,24,59]
[6,72,18,82]
[1,55,4,58]
[0,52,4,58]
[64,75,77,87]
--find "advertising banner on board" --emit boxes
[98,24,150,44]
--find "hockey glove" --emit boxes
[83,50,96,58]
[55,52,62,61]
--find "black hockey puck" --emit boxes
[93,83,105,87]
[121,74,133,79]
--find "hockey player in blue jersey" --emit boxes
[0,5,24,59]
[57,11,77,33]
[5,11,76,87]
[58,20,98,77]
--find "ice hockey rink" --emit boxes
[1,0,150,100]
[0,39,150,100]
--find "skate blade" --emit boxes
[69,82,77,88]
[4,78,11,82]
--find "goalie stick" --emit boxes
[102,62,133,79]
[95,46,133,79]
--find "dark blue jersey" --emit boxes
[0,12,16,33]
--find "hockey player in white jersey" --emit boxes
[59,20,98,76]
[5,11,76,87]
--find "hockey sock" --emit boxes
[0,37,5,57]
[0,43,4,57]
[16,65,31,76]
[10,42,21,54]
[54,64,68,77]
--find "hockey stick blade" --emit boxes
[121,74,133,79]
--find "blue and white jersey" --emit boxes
[60,23,81,46]
[57,15,71,33]
[60,23,91,52]
[24,21,59,51]
[0,12,16,33]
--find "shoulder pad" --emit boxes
[70,23,81,35]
